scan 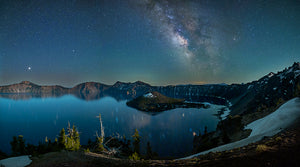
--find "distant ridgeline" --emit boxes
[0,62,299,117]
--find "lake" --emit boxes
[0,95,223,157]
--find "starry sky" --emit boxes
[0,0,300,87]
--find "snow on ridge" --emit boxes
[245,97,300,137]
[286,67,294,74]
[221,107,230,120]
[268,72,274,78]
[179,97,300,160]
[143,92,155,98]
[295,70,300,78]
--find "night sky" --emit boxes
[1,0,300,87]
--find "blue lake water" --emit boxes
[0,95,222,157]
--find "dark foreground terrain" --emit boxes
[27,121,300,167]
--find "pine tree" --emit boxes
[58,128,66,149]
[132,129,141,154]
[222,131,230,144]
[204,126,208,135]
[10,136,18,155]
[146,141,153,159]
[65,124,80,151]
[66,137,73,150]
[10,135,26,155]
[17,135,26,155]
[73,126,80,150]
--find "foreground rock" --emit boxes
[0,155,32,167]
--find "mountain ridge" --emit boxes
[0,62,299,117]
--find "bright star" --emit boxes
[28,66,31,70]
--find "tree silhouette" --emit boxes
[58,128,66,149]
[146,141,153,159]
[132,129,141,154]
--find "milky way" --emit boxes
[0,0,299,86]
[132,0,239,74]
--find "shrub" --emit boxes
[129,152,140,160]
[275,136,282,142]
[95,136,105,152]
[276,98,285,106]
[10,135,26,156]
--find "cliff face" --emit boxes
[0,81,69,96]
[105,81,154,100]
[1,62,299,116]
[69,82,109,100]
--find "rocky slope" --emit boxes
[191,63,300,153]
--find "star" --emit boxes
[27,66,31,71]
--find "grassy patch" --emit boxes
[255,144,269,153]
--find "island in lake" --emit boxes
[126,91,209,112]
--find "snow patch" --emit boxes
[143,93,155,98]
[201,102,211,105]
[268,72,274,78]
[278,73,285,80]
[221,107,230,120]
[286,67,294,74]
[294,70,300,78]
[179,98,300,160]
[246,97,300,137]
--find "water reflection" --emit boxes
[0,92,228,105]
[0,94,222,157]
